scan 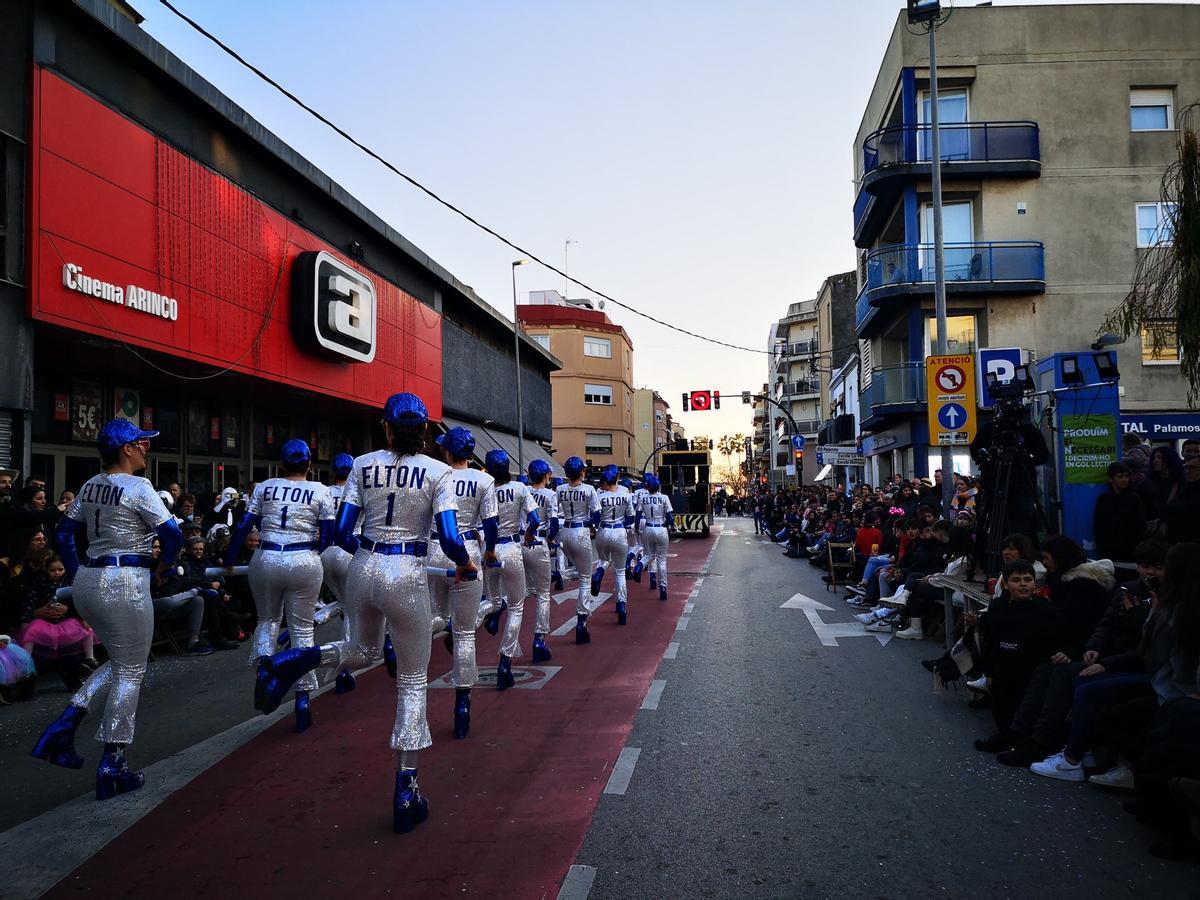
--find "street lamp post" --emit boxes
[512,259,528,475]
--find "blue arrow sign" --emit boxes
[937,403,967,430]
[790,434,806,450]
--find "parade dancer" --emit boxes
[484,450,541,690]
[256,392,474,834]
[31,420,183,800]
[638,474,674,600]
[593,466,636,625]
[550,477,568,590]
[224,440,335,732]
[525,460,560,664]
[624,477,648,582]
[428,427,497,737]
[557,457,601,644]
[319,453,360,694]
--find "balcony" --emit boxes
[774,377,821,400]
[773,339,817,372]
[776,418,822,438]
[818,414,858,446]
[858,363,927,431]
[855,241,1045,337]
[853,121,1040,247]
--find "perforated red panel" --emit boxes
[29,68,442,416]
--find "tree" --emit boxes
[1103,102,1200,401]
[716,433,749,493]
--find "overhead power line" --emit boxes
[157,0,770,356]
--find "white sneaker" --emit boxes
[879,589,910,609]
[1030,751,1086,782]
[966,675,989,692]
[854,612,877,624]
[895,619,923,640]
[864,620,893,633]
[1088,765,1135,790]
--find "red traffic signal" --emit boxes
[689,390,712,412]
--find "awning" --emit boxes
[814,464,834,482]
[438,416,564,477]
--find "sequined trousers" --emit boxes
[248,548,324,691]
[319,550,432,751]
[485,542,530,659]
[321,545,354,642]
[642,525,669,585]
[559,526,596,616]
[70,567,154,745]
[594,527,629,607]
[427,537,482,688]
[521,539,553,635]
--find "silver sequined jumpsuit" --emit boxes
[556,481,601,616]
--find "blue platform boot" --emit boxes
[483,598,508,636]
[383,634,397,678]
[256,645,322,714]
[590,566,604,597]
[575,614,591,645]
[625,551,636,582]
[616,600,627,626]
[453,688,471,739]
[295,690,312,733]
[30,704,87,769]
[552,569,564,591]
[649,572,657,591]
[496,655,515,691]
[96,745,144,801]
[335,669,356,694]
[660,584,668,602]
[393,769,430,834]
[633,555,645,583]
[443,618,454,655]
[276,628,290,647]
[531,633,552,664]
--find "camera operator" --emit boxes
[970,398,1050,571]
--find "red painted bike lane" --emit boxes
[44,529,719,899]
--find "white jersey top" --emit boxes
[632,487,650,516]
[68,473,171,557]
[247,478,336,545]
[640,492,674,527]
[445,468,498,532]
[598,486,635,525]
[531,486,560,532]
[557,482,602,524]
[342,449,457,543]
[494,480,540,536]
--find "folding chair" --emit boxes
[825,542,855,591]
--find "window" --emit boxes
[926,314,977,357]
[583,383,613,405]
[530,333,550,351]
[585,432,613,454]
[583,336,612,358]
[1130,88,1174,132]
[1142,320,1180,365]
[1136,202,1177,247]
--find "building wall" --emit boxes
[632,388,656,471]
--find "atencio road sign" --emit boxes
[926,354,977,446]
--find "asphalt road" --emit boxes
[574,516,1198,899]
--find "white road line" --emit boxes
[557,865,597,900]
[641,679,667,710]
[675,616,689,632]
[663,641,680,659]
[684,602,694,613]
[551,615,579,637]
[604,747,642,795]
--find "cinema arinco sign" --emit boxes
[291,251,377,363]
[62,263,180,321]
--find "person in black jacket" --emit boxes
[1165,455,1200,543]
[1041,534,1114,661]
[998,539,1166,766]
[975,559,1060,752]
[1093,462,1147,563]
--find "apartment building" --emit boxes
[632,389,680,474]
[766,300,821,486]
[518,291,636,473]
[851,3,1200,485]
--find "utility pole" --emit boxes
[929,20,955,521]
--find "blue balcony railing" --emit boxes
[859,363,927,424]
[864,241,1045,297]
[855,286,877,335]
[862,121,1040,175]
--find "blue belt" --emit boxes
[430,530,480,543]
[600,522,627,529]
[360,537,428,557]
[495,533,524,545]
[260,541,318,552]
[85,554,155,569]
[563,522,589,529]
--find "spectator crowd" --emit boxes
[745,462,1200,863]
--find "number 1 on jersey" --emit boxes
[280,506,289,530]
[385,492,396,526]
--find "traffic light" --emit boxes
[682,392,689,412]
[713,391,720,410]
[794,448,804,464]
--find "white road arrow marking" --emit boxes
[780,593,892,647]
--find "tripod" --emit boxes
[974,443,1050,577]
